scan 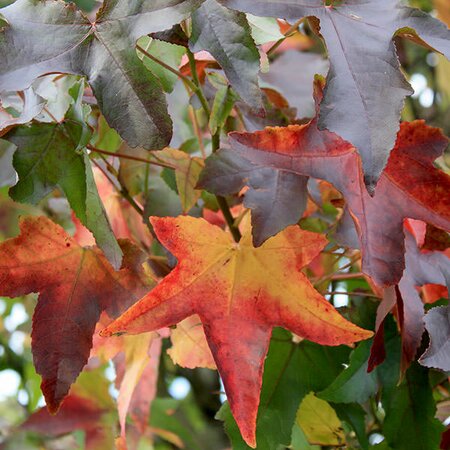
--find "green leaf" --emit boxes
[144,176,183,219]
[117,144,150,196]
[0,139,16,188]
[138,36,186,93]
[0,12,8,29]
[190,0,263,113]
[296,393,346,447]
[333,403,369,450]
[319,339,378,404]
[246,14,283,45]
[217,328,351,449]
[151,148,204,213]
[0,0,204,149]
[208,85,237,135]
[382,363,445,450]
[291,424,320,450]
[6,81,122,269]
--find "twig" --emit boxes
[91,159,144,216]
[136,44,198,92]
[188,105,206,158]
[43,106,59,123]
[328,272,365,281]
[185,53,241,242]
[321,291,380,299]
[266,18,304,56]
[87,144,176,170]
[210,127,242,242]
[186,48,211,116]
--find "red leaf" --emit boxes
[0,216,151,413]
[369,228,449,371]
[22,395,105,436]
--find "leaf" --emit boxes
[217,328,351,450]
[0,0,204,149]
[333,403,369,450]
[296,393,346,447]
[0,86,45,136]
[78,166,152,249]
[22,395,108,446]
[189,0,263,113]
[198,146,309,246]
[246,14,283,45]
[167,315,216,369]
[6,81,122,268]
[260,50,329,118]
[0,216,151,413]
[152,148,204,213]
[319,340,377,404]
[369,229,449,372]
[218,0,450,189]
[102,216,372,447]
[420,306,450,371]
[202,80,450,286]
[0,139,16,188]
[209,85,238,135]
[21,368,116,449]
[138,36,186,93]
[116,332,159,446]
[382,363,445,450]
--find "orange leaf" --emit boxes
[102,216,372,447]
[168,315,216,370]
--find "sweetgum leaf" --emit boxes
[201,81,450,286]
[0,86,45,136]
[0,216,151,414]
[0,0,204,149]
[198,149,308,245]
[116,333,159,445]
[260,50,329,119]
[22,394,111,450]
[151,147,204,213]
[6,81,122,268]
[217,328,351,450]
[102,216,372,447]
[420,306,450,371]
[382,363,445,450]
[296,393,345,446]
[138,36,186,94]
[190,0,263,112]
[167,315,216,369]
[319,340,378,404]
[218,0,450,189]
[369,229,449,372]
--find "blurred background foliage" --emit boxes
[0,0,448,449]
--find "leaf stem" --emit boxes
[91,159,143,216]
[91,157,158,240]
[211,127,242,242]
[266,18,304,56]
[87,144,176,170]
[321,291,380,299]
[186,48,211,116]
[328,272,365,281]
[188,105,206,158]
[136,44,198,92]
[186,53,241,242]
[42,105,59,123]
